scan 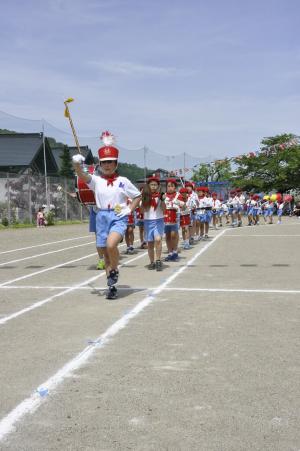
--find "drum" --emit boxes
[180,213,191,227]
[128,212,135,225]
[75,165,96,205]
[164,208,177,224]
[136,207,144,221]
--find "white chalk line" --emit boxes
[0,235,139,294]
[0,238,144,288]
[1,286,299,294]
[0,252,98,288]
[0,230,226,441]
[225,234,300,237]
[0,235,91,255]
[0,241,95,267]
[0,242,146,325]
[164,287,300,294]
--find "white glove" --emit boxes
[72,154,85,164]
[115,205,131,218]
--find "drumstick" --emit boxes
[64,98,82,155]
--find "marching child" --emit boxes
[72,131,141,300]
[178,187,191,250]
[211,192,221,230]
[125,199,135,254]
[141,176,166,271]
[135,188,147,249]
[164,178,183,261]
[185,182,198,244]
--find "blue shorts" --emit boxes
[89,208,97,233]
[164,223,179,234]
[196,211,209,223]
[190,212,196,222]
[144,218,164,242]
[135,220,144,227]
[267,208,273,216]
[277,209,283,217]
[96,210,128,247]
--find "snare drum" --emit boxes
[164,208,177,225]
[136,207,144,221]
[75,165,96,205]
[180,213,191,227]
[128,212,135,225]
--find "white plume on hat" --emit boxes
[100,131,116,146]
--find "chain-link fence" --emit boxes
[0,172,88,225]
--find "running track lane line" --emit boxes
[0,229,226,441]
[0,238,141,288]
[0,241,95,267]
[0,235,91,255]
[1,286,299,295]
[0,248,149,326]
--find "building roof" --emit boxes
[0,133,58,174]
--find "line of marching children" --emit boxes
[126,177,223,270]
[72,132,289,300]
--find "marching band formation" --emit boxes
[72,132,295,300]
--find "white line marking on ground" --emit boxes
[0,285,152,291]
[0,239,143,287]
[164,287,300,294]
[0,235,91,255]
[0,230,225,441]
[0,241,94,267]
[0,253,98,288]
[0,249,148,326]
[225,234,300,237]
[1,286,299,295]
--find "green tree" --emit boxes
[192,159,232,183]
[233,134,300,192]
[116,163,154,182]
[59,145,74,178]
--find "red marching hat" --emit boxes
[98,131,119,161]
[166,178,177,186]
[147,176,160,184]
[179,187,188,194]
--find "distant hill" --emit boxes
[0,129,18,134]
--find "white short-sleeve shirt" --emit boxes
[87,175,140,209]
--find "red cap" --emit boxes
[98,146,119,161]
[179,187,188,194]
[147,176,160,184]
[212,192,217,197]
[185,182,194,189]
[166,178,177,186]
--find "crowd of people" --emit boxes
[71,132,299,300]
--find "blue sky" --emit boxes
[1,0,300,162]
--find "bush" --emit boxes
[45,211,55,226]
[1,217,9,227]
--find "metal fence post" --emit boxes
[28,173,32,223]
[64,177,68,221]
[6,173,11,224]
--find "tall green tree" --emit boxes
[192,159,232,183]
[233,134,300,192]
[59,146,74,178]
